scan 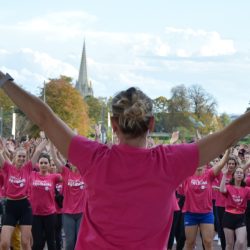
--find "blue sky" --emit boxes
[1,1,250,114]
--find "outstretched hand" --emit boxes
[170,131,179,144]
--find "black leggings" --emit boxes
[216,206,226,250]
[167,211,185,250]
[32,214,56,250]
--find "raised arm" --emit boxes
[30,139,48,166]
[169,131,179,145]
[197,112,250,167]
[212,149,230,176]
[0,137,11,164]
[0,72,75,158]
[49,141,64,172]
[219,166,228,193]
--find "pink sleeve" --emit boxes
[68,135,108,176]
[162,143,199,186]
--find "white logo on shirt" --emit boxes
[68,179,85,188]
[232,194,243,204]
[190,179,208,190]
[32,180,52,191]
[9,176,26,186]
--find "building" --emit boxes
[75,41,94,98]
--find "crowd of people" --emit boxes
[1,70,250,250]
[0,136,86,250]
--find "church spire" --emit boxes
[75,40,93,98]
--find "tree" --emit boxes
[188,85,217,134]
[218,113,231,128]
[85,96,103,126]
[44,76,90,135]
[167,85,191,132]
[0,90,14,137]
[153,96,169,132]
[188,85,217,119]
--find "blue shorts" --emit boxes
[184,211,214,226]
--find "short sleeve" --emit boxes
[162,143,199,186]
[68,135,108,176]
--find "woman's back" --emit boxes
[69,136,199,249]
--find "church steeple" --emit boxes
[75,40,93,98]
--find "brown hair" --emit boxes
[111,87,153,138]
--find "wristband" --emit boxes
[0,73,14,88]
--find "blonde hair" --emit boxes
[111,87,153,138]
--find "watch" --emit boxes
[0,73,14,88]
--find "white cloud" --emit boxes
[0,11,97,41]
[164,27,236,57]
[19,48,78,78]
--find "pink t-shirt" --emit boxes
[182,169,215,213]
[29,172,61,215]
[2,161,32,199]
[68,135,199,250]
[61,166,85,214]
[224,185,250,214]
[215,172,232,207]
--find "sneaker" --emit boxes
[218,239,221,246]
[213,234,219,241]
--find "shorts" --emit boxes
[222,212,246,230]
[184,211,214,226]
[3,198,32,226]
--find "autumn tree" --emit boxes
[45,76,90,135]
[188,85,217,134]
[0,89,14,137]
[25,76,90,137]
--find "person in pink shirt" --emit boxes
[2,72,250,249]
[50,141,86,250]
[215,156,238,250]
[48,158,64,250]
[182,150,229,250]
[60,163,85,250]
[220,166,250,250]
[0,141,46,250]
[29,153,62,250]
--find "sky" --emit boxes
[1,1,250,115]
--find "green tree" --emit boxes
[167,85,191,132]
[153,96,169,132]
[85,96,102,126]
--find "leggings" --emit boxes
[167,210,185,250]
[216,206,226,250]
[32,214,56,250]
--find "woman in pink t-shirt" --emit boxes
[214,156,238,250]
[48,159,64,250]
[29,153,61,250]
[182,150,229,250]
[50,143,86,250]
[60,164,85,250]
[0,141,46,250]
[220,166,250,250]
[3,73,250,249]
